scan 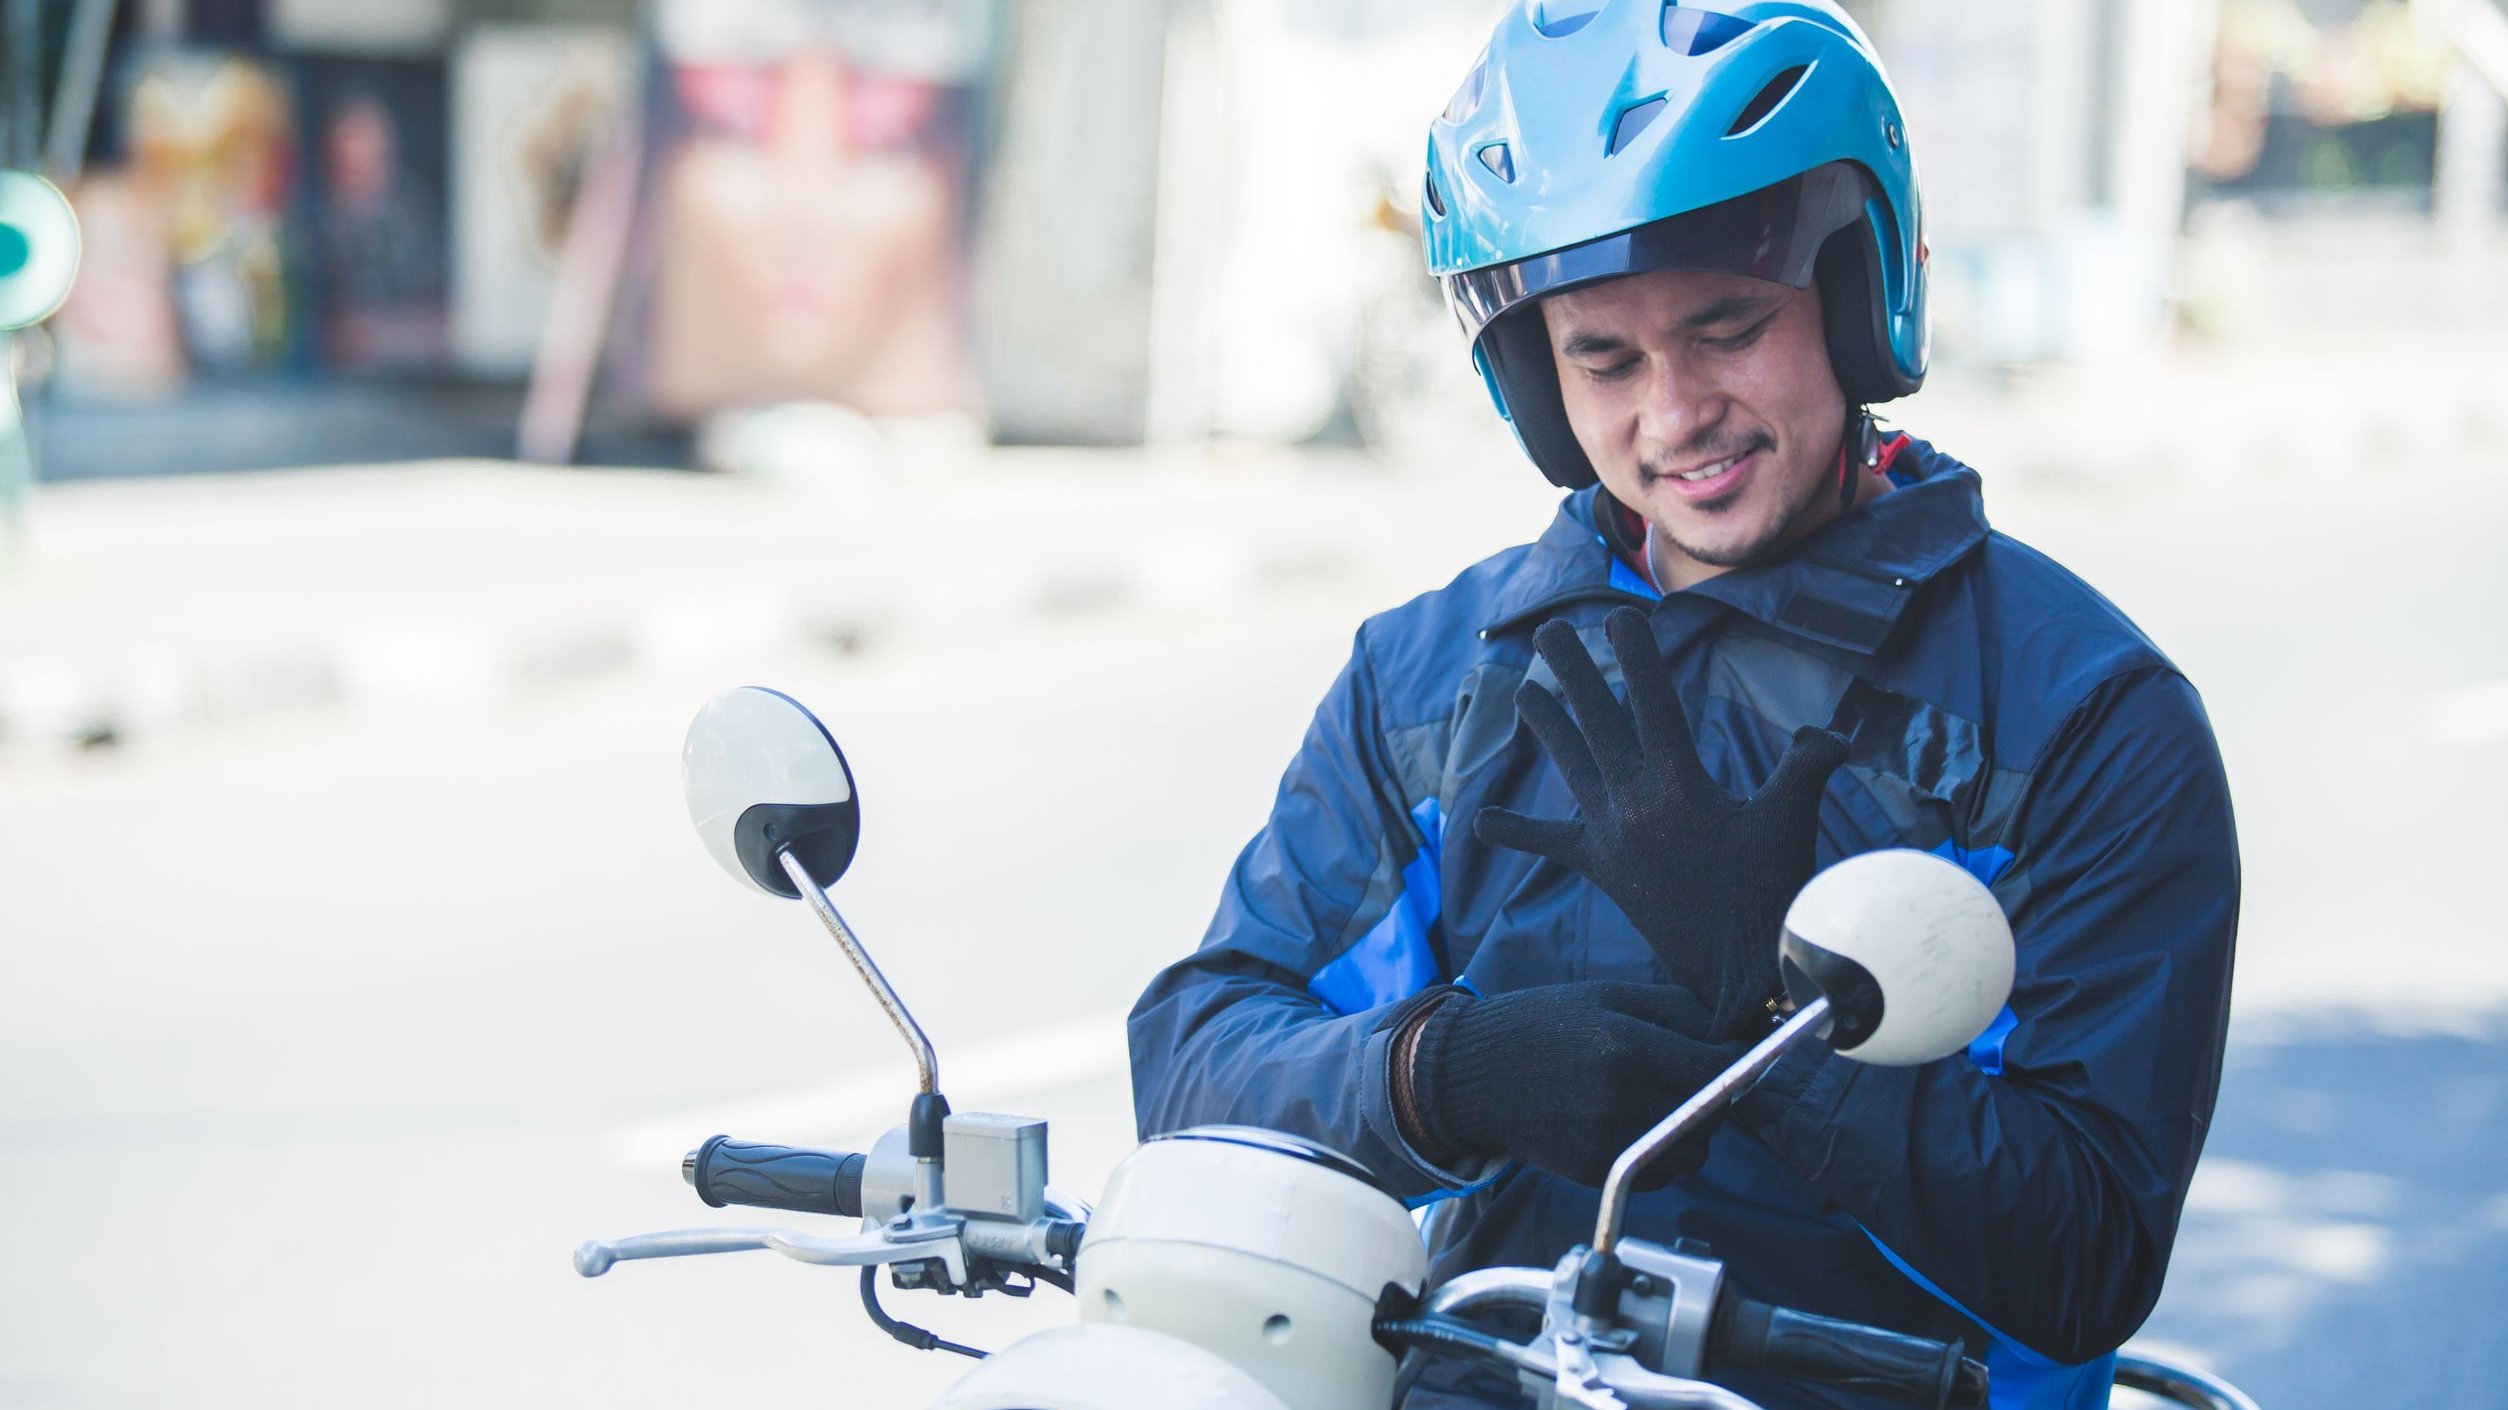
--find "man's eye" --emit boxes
[1704,318,1774,353]
[1584,358,1642,382]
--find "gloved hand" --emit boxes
[1401,981,1749,1188]
[1474,608,1850,1041]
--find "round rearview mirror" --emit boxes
[682,687,859,898]
[1780,850,2014,1068]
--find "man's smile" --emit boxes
[1643,438,1769,506]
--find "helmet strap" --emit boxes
[1596,484,1648,563]
[1838,408,1879,511]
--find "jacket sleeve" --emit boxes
[1128,629,1488,1202]
[1735,666,2240,1365]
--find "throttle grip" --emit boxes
[1711,1295,1988,1410]
[684,1135,867,1218]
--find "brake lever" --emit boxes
[1578,1350,1766,1410]
[1550,1334,1630,1410]
[575,1212,969,1286]
[574,1226,786,1276]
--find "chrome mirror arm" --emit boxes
[778,847,939,1095]
[1592,998,1830,1258]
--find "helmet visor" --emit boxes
[1444,161,1874,346]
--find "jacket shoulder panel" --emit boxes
[1912,527,2184,768]
[1354,538,1549,730]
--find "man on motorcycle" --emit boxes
[1130,4,2240,1407]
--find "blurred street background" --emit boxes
[3,0,2506,1407]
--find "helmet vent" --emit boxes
[1477,143,1516,183]
[1661,7,1754,56]
[1532,0,1605,38]
[1607,96,1668,156]
[1726,65,1807,136]
[1424,169,1447,217]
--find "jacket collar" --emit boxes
[1481,438,1990,655]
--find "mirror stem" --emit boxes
[1591,996,1830,1257]
[778,847,940,1095]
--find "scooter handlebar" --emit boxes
[1710,1295,1988,1410]
[684,1135,867,1219]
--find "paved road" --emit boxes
[0,597,1366,1408]
[3,469,2503,1407]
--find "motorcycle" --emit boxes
[576,686,2259,1410]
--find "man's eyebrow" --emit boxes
[1679,293,1777,330]
[1556,329,1631,359]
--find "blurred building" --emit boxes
[1852,0,2219,366]
[1854,0,2506,362]
[4,0,2504,477]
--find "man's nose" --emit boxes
[1634,359,1724,450]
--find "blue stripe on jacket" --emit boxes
[1865,1231,2118,1410]
[1309,797,1448,1015]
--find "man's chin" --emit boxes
[1655,508,1787,570]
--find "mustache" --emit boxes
[1640,431,1773,479]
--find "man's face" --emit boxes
[1542,268,1849,583]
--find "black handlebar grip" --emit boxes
[684,1135,867,1218]
[1712,1296,1988,1410]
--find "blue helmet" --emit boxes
[1423,0,1928,489]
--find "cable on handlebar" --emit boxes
[1373,1314,1523,1372]
[860,1268,986,1359]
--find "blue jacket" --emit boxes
[1129,441,2240,1410]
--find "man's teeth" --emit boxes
[1679,454,1744,482]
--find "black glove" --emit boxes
[1475,608,1850,1041]
[1404,982,1748,1188]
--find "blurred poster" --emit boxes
[51,174,189,398]
[637,0,996,421]
[451,26,631,376]
[296,57,451,371]
[124,51,298,375]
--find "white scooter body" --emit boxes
[931,1323,1295,1410]
[937,1129,1424,1410]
